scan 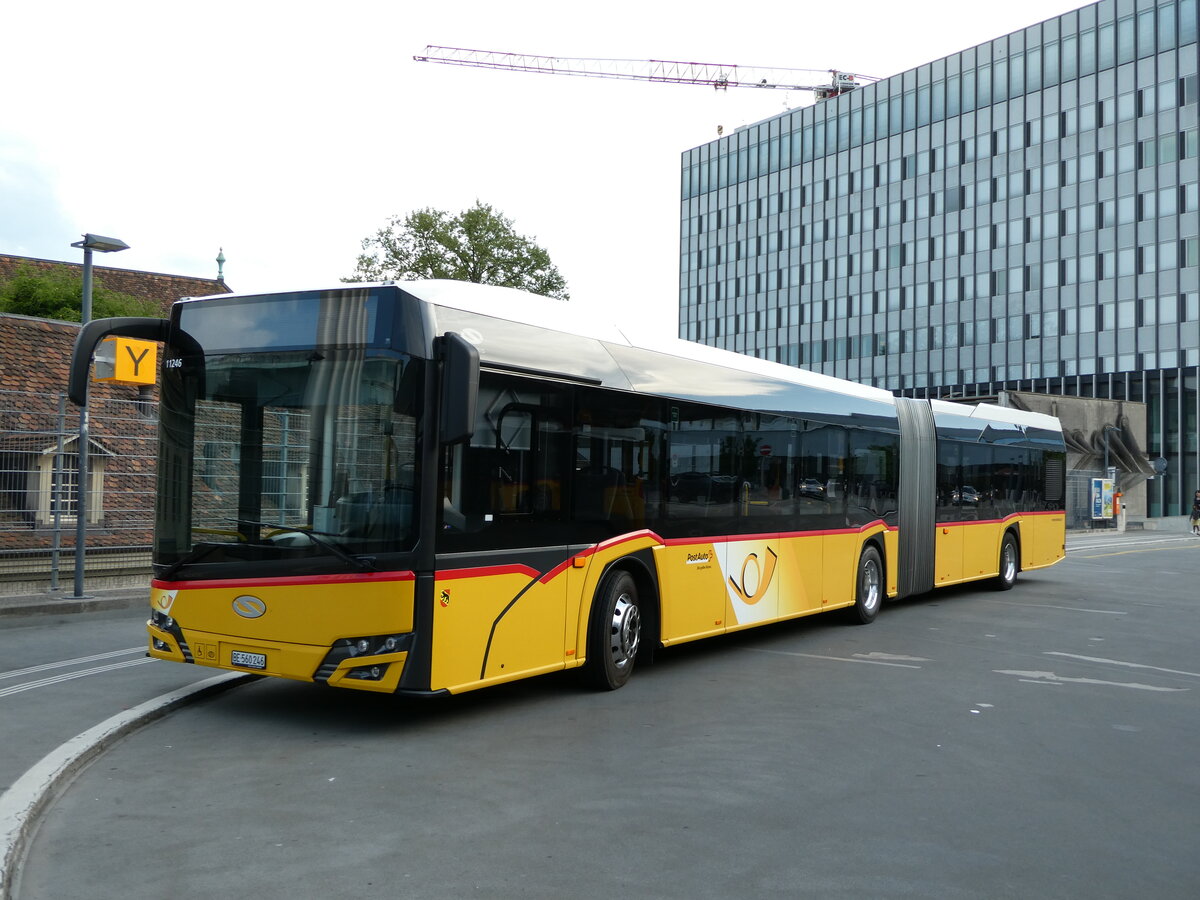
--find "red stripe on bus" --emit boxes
[438,564,542,582]
[935,510,1065,528]
[537,559,575,583]
[154,570,416,590]
[538,530,667,583]
[662,520,888,547]
[597,529,666,550]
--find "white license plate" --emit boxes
[230,650,266,670]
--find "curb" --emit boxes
[0,672,256,900]
[0,593,145,619]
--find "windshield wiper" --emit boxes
[158,540,240,581]
[240,520,378,572]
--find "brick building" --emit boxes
[0,254,231,567]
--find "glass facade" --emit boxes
[679,0,1200,516]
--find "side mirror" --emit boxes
[69,317,171,405]
[438,332,479,445]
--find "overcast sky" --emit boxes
[1,0,1087,335]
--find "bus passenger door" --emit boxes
[434,377,571,690]
[934,524,964,585]
[723,414,793,627]
[723,533,781,629]
[934,441,964,585]
[655,540,728,643]
[659,403,738,643]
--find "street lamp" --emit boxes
[68,233,129,599]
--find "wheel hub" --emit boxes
[862,559,880,611]
[610,593,641,669]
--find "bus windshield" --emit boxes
[154,347,422,576]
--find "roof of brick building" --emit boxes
[0,253,231,316]
[0,315,88,400]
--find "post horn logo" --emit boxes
[728,547,779,605]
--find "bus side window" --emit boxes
[438,376,569,550]
[936,441,962,522]
[797,421,847,529]
[960,443,996,519]
[572,390,665,533]
[848,428,899,523]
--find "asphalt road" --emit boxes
[9,531,1200,899]
[0,607,217,796]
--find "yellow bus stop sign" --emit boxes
[94,336,158,386]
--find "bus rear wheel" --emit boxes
[850,545,883,625]
[583,570,641,690]
[993,532,1019,591]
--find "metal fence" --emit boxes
[0,388,157,590]
[1066,468,1108,530]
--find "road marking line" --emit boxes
[746,648,922,668]
[0,658,156,700]
[988,600,1126,614]
[1038,605,1127,614]
[854,651,931,662]
[0,672,254,899]
[1044,651,1200,680]
[0,647,144,682]
[1071,544,1200,559]
[1068,537,1197,551]
[994,669,1187,692]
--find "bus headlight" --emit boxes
[314,633,411,685]
[337,634,406,657]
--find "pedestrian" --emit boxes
[1191,489,1200,535]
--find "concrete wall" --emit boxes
[999,391,1151,518]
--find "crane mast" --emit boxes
[414,45,876,101]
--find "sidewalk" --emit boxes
[1068,514,1192,536]
[0,584,148,619]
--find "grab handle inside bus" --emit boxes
[438,331,480,445]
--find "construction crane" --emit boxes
[414,45,878,102]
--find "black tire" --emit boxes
[993,532,1019,591]
[850,545,883,625]
[582,570,641,690]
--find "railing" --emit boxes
[0,389,156,591]
[1066,468,1110,530]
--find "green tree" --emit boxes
[346,201,569,300]
[0,264,162,321]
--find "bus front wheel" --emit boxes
[850,545,883,625]
[993,532,1019,591]
[583,570,641,690]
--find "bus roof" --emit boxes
[402,280,901,426]
[179,280,1061,435]
[929,397,1062,434]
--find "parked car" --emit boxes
[798,478,825,499]
[951,485,981,505]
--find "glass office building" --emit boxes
[679,0,1199,516]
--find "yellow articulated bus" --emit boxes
[68,281,1066,695]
